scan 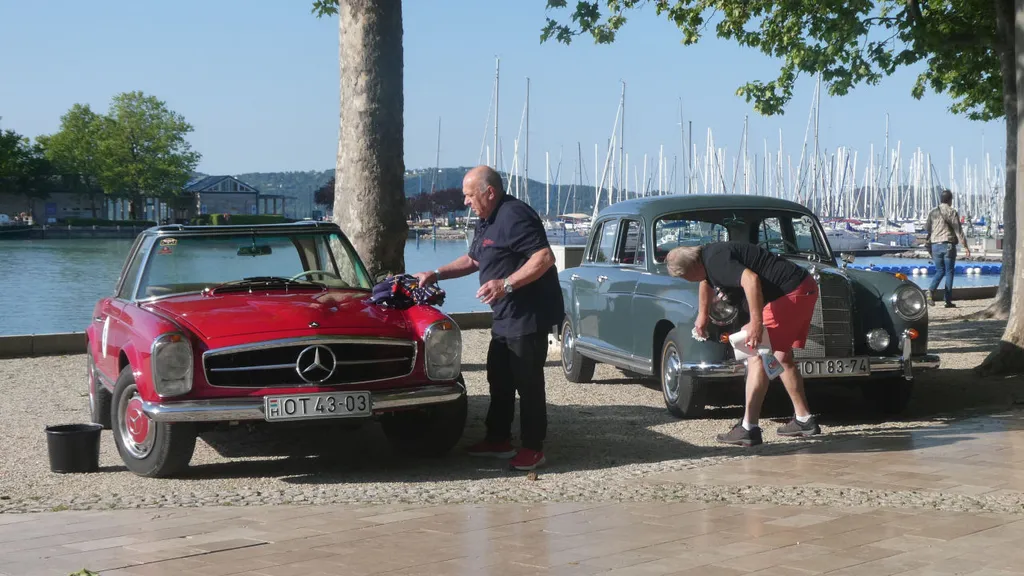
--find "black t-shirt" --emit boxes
[700,242,808,307]
[468,195,563,338]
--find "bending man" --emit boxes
[667,241,821,446]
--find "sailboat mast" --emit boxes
[525,77,530,203]
[619,81,625,204]
[493,57,499,170]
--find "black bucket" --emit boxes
[45,423,102,473]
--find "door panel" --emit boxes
[597,219,645,358]
[577,218,618,343]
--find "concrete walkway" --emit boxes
[8,411,1024,575]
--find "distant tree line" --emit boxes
[0,91,200,220]
[315,176,464,220]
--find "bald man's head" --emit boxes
[462,165,505,219]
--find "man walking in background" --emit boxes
[666,241,820,447]
[925,189,970,308]
[413,165,561,471]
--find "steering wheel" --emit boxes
[289,270,343,282]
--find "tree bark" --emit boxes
[334,0,408,278]
[978,0,1024,375]
[972,0,1018,322]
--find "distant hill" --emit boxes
[190,166,641,218]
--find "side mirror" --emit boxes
[840,253,855,267]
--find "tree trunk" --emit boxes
[978,0,1024,375]
[334,0,407,278]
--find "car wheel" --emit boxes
[561,317,595,383]
[380,375,467,458]
[861,377,914,415]
[87,350,112,430]
[111,365,197,478]
[660,328,707,419]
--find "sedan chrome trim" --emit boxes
[141,382,466,422]
[681,354,940,380]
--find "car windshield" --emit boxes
[134,231,374,299]
[652,209,832,263]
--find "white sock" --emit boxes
[796,414,812,423]
[742,419,757,430]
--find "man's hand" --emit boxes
[694,315,709,340]
[476,279,506,305]
[412,270,436,288]
[742,319,764,349]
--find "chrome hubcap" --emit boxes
[662,345,681,403]
[561,325,575,372]
[119,387,154,459]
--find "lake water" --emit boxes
[0,238,999,337]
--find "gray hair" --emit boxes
[666,245,702,278]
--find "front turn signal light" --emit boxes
[719,333,731,344]
[906,328,919,340]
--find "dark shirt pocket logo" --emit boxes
[482,239,495,247]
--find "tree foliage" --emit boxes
[541,0,1003,120]
[0,124,53,201]
[96,91,201,218]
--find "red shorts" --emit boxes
[762,275,818,353]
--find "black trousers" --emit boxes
[484,330,549,451]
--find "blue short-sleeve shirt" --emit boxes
[468,196,563,338]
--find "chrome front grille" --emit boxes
[202,338,416,388]
[794,270,854,359]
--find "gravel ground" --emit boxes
[0,298,1018,514]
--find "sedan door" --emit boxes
[596,218,646,360]
[574,217,619,346]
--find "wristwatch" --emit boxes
[503,278,514,295]
[433,268,442,281]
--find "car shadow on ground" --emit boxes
[183,395,726,482]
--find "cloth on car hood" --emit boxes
[366,274,446,309]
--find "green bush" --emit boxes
[62,218,157,227]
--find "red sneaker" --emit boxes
[466,439,517,458]
[509,448,546,471]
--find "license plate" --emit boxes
[264,391,371,422]
[797,357,870,377]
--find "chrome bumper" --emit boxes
[141,382,466,423]
[682,354,940,380]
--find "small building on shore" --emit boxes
[184,176,260,218]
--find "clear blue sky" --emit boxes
[0,1,1005,191]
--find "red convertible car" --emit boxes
[85,221,466,477]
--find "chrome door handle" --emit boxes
[597,275,608,282]
[570,274,580,280]
[94,316,104,323]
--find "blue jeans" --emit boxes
[928,243,957,303]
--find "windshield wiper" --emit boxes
[206,276,326,294]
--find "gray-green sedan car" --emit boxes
[557,195,939,418]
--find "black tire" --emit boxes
[87,350,112,430]
[861,377,914,415]
[560,317,595,383]
[659,328,707,418]
[380,376,468,458]
[111,365,197,478]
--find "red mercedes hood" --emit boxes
[144,289,411,341]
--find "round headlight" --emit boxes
[424,319,462,381]
[892,285,927,321]
[709,299,739,326]
[151,333,193,397]
[866,328,891,352]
